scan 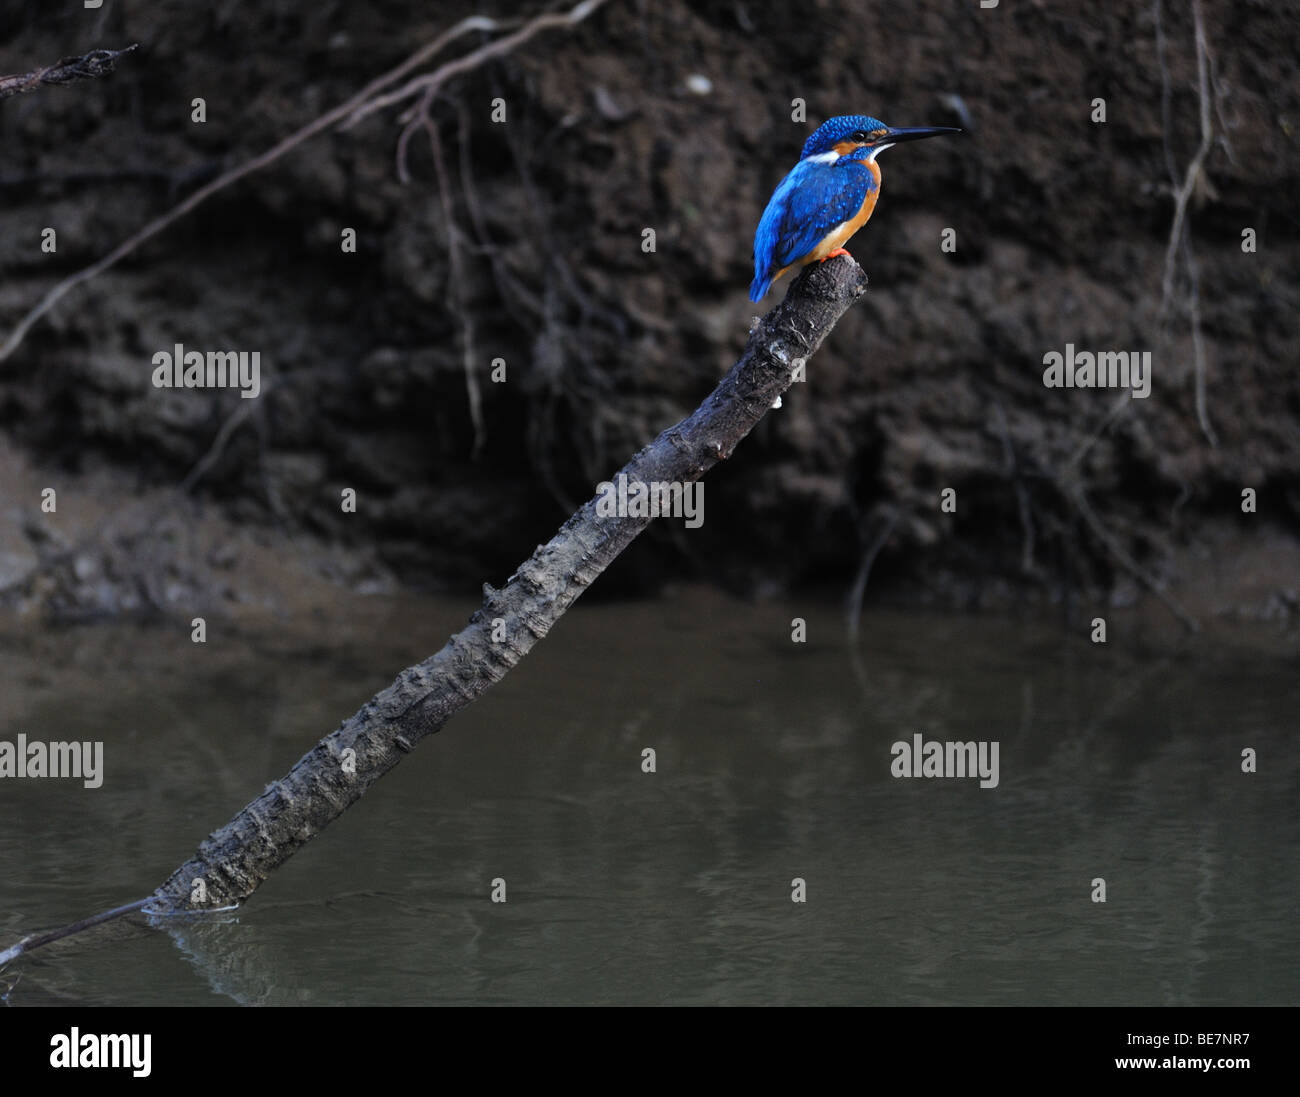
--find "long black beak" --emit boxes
[884,125,963,143]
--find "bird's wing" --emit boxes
[754,159,878,275]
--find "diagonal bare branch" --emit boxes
[0,44,137,101]
[0,257,869,951]
[0,0,609,365]
[342,0,609,129]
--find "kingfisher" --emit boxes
[749,114,961,302]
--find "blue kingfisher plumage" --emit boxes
[750,114,960,302]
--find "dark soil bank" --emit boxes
[0,0,1296,627]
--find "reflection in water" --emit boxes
[0,592,1295,1005]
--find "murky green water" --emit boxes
[1,592,1296,1005]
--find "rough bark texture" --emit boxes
[151,258,867,911]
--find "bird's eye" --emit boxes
[849,130,868,143]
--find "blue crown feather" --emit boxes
[800,115,888,159]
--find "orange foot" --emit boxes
[820,247,851,262]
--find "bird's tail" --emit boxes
[748,273,771,302]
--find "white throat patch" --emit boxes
[805,142,894,165]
